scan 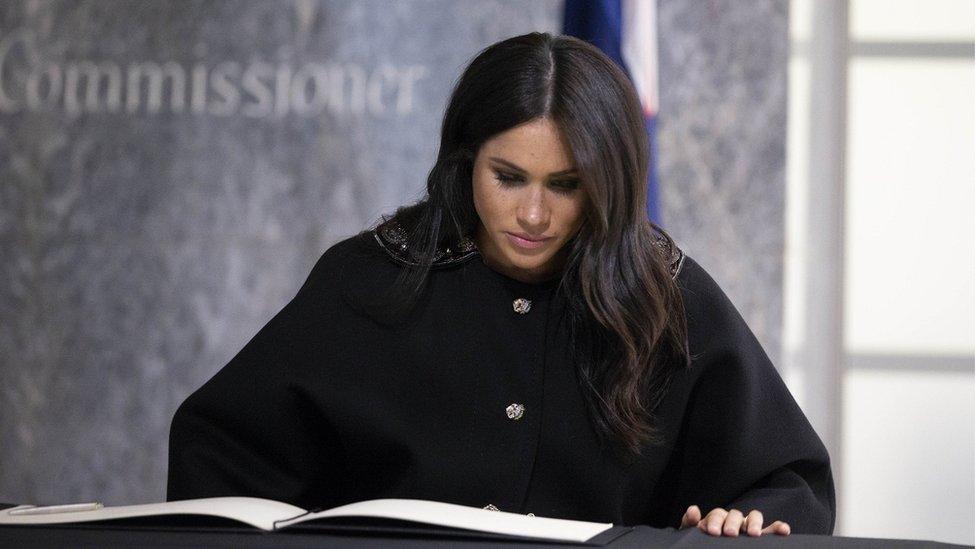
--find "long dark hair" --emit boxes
[369,32,690,456]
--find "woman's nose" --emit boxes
[516,187,551,229]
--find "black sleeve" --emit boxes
[666,254,836,534]
[166,238,355,508]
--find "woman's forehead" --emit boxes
[479,120,575,171]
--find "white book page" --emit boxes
[0,497,306,531]
[277,499,613,543]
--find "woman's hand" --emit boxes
[679,505,791,537]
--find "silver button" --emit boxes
[484,504,499,511]
[513,298,532,314]
[506,403,525,420]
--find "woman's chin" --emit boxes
[503,255,547,272]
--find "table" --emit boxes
[0,522,969,548]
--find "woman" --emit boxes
[167,32,834,538]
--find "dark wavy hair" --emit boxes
[369,32,690,457]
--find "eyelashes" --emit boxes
[492,171,580,194]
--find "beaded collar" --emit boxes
[372,217,684,279]
[372,217,479,269]
[652,230,685,280]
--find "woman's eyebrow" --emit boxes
[489,157,578,176]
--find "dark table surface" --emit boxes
[0,522,970,549]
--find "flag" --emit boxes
[563,0,662,225]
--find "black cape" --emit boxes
[166,224,835,533]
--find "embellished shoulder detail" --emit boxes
[372,216,479,269]
[652,229,685,280]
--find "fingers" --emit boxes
[679,505,702,530]
[761,520,792,536]
[698,507,732,536]
[723,509,745,536]
[744,510,763,536]
[693,508,789,537]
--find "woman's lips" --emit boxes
[506,232,551,250]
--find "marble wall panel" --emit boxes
[657,0,789,367]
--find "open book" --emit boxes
[0,497,623,544]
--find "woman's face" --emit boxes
[472,117,588,284]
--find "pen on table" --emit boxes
[8,503,103,516]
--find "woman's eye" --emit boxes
[494,172,522,184]
[553,179,580,192]
[492,171,579,193]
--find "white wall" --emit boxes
[785,0,975,545]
